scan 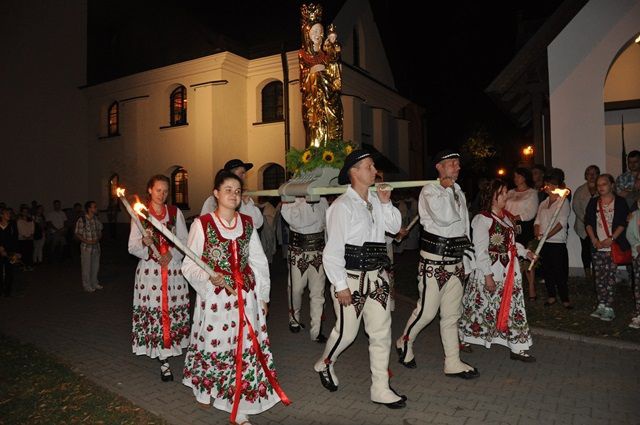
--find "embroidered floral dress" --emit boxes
[181,213,282,415]
[459,212,532,352]
[128,205,191,359]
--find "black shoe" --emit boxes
[510,351,536,363]
[373,398,406,409]
[289,323,301,333]
[160,362,174,382]
[396,346,417,369]
[318,366,338,392]
[315,334,327,343]
[445,368,479,380]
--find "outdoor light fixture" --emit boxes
[497,168,506,176]
[522,146,534,156]
[636,33,640,43]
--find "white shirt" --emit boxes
[127,206,187,262]
[595,199,615,252]
[280,197,328,234]
[182,213,271,303]
[322,186,401,292]
[200,195,264,229]
[534,197,571,244]
[419,182,469,239]
[505,188,539,221]
[45,210,67,231]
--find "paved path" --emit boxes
[1,237,639,425]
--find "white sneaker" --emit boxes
[84,287,95,293]
[590,304,605,318]
[628,316,640,329]
[94,284,103,290]
[599,307,615,322]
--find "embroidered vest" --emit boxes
[200,213,256,294]
[142,204,178,262]
[480,211,514,268]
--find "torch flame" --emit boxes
[133,202,147,217]
[551,188,570,197]
[116,187,125,197]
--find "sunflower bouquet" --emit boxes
[286,140,356,176]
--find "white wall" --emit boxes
[1,0,87,210]
[548,0,640,270]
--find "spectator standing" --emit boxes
[531,164,548,203]
[624,205,640,329]
[0,207,19,296]
[46,200,67,262]
[573,165,600,279]
[586,174,630,321]
[534,168,572,309]
[615,150,640,208]
[75,201,103,292]
[32,205,46,265]
[16,206,34,271]
[505,167,539,301]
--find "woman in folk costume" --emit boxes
[459,179,537,362]
[182,170,289,425]
[128,175,191,381]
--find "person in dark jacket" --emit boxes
[585,174,630,322]
[0,207,19,296]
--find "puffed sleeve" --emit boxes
[127,219,149,260]
[322,202,349,292]
[519,190,539,221]
[248,228,271,303]
[471,214,493,277]
[379,195,401,235]
[181,218,215,299]
[240,198,264,229]
[169,209,188,261]
[200,196,217,216]
[280,198,318,229]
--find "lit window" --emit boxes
[261,81,283,123]
[171,167,189,209]
[108,101,119,136]
[170,86,187,126]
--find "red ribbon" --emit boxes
[229,240,290,423]
[159,240,171,349]
[496,242,517,333]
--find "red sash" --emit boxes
[229,239,290,423]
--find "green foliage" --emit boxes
[286,140,356,175]
[460,129,497,174]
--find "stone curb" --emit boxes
[394,293,640,352]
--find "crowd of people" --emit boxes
[3,151,640,425]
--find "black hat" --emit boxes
[224,159,253,172]
[433,149,461,165]
[338,149,372,185]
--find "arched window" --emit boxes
[171,167,189,209]
[108,101,119,136]
[108,173,120,209]
[352,27,360,68]
[262,164,285,190]
[261,81,283,123]
[170,86,187,126]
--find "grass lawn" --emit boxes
[392,248,640,344]
[0,334,168,425]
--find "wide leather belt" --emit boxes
[420,230,472,260]
[289,230,325,251]
[344,242,390,271]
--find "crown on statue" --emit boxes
[301,3,323,27]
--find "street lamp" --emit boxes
[497,168,506,176]
[522,146,534,157]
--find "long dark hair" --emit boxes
[213,169,243,192]
[479,179,508,213]
[513,167,533,188]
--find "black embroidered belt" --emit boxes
[344,242,390,271]
[289,230,325,251]
[420,256,461,266]
[420,231,473,260]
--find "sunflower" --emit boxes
[344,144,353,155]
[322,150,335,163]
[301,150,312,163]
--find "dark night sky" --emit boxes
[89,0,565,164]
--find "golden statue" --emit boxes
[299,3,343,148]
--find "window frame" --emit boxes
[170,86,188,126]
[171,167,189,209]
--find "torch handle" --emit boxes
[118,196,160,257]
[395,214,420,242]
[527,194,568,271]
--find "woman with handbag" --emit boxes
[585,174,630,322]
[533,168,572,309]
